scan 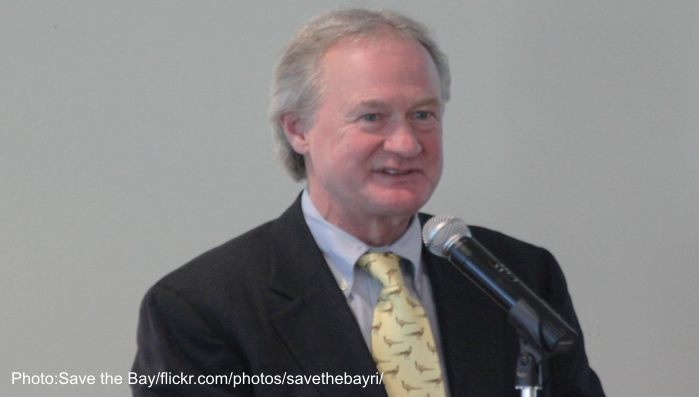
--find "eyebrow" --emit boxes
[354,97,442,110]
[355,100,389,110]
[413,97,442,108]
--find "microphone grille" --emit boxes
[422,215,472,257]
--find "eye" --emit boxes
[414,111,431,120]
[361,114,379,122]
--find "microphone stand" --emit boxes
[515,337,543,397]
[509,300,552,397]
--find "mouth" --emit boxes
[377,168,418,176]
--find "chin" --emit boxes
[372,191,430,216]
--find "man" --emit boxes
[132,8,605,397]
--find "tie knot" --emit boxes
[357,252,405,288]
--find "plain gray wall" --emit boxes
[2,1,697,396]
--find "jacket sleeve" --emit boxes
[130,283,253,397]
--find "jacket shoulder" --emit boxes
[469,225,543,255]
[418,212,545,256]
[154,219,275,297]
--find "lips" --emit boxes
[378,168,418,176]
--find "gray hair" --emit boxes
[269,8,451,181]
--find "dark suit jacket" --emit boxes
[131,196,605,396]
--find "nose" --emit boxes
[383,121,422,158]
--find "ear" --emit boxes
[280,113,310,155]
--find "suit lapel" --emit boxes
[266,196,387,397]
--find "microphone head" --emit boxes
[422,215,472,257]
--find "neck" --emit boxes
[306,190,414,247]
[325,212,413,247]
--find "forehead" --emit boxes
[320,32,431,70]
[316,33,441,100]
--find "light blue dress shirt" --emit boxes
[301,190,450,394]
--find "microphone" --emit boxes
[422,215,578,357]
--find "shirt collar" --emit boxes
[301,189,423,294]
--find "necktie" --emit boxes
[357,252,446,397]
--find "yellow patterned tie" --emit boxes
[357,252,446,397]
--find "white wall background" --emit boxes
[1,1,697,396]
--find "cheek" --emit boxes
[307,129,336,163]
[311,139,357,180]
[342,135,382,165]
[312,129,387,176]
[421,134,443,162]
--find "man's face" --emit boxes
[300,33,443,225]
